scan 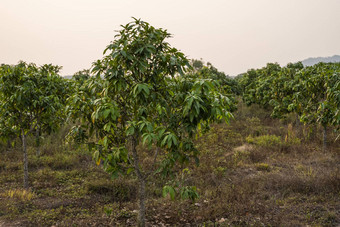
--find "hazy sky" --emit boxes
[1,0,340,76]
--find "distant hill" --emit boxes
[301,55,340,66]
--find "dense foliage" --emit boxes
[239,62,340,148]
[0,62,69,188]
[66,19,233,226]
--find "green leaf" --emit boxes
[162,185,176,200]
[103,123,111,132]
[103,136,108,148]
[121,50,127,57]
[103,109,111,118]
[161,135,169,147]
[126,125,135,136]
[127,167,134,175]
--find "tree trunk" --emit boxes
[323,125,327,152]
[130,136,146,227]
[138,177,146,227]
[295,114,300,127]
[6,139,11,153]
[36,125,40,156]
[22,129,29,189]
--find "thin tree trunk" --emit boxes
[6,139,11,153]
[22,129,29,189]
[130,136,146,227]
[295,114,300,127]
[138,177,146,227]
[323,125,327,152]
[36,125,40,156]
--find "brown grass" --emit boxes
[0,102,339,226]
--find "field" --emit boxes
[0,102,339,226]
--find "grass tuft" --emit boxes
[1,189,35,201]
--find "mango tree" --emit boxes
[0,62,68,188]
[269,62,304,121]
[66,73,105,145]
[326,67,340,140]
[289,63,340,150]
[238,68,259,105]
[188,60,239,111]
[31,64,70,155]
[239,63,281,115]
[70,19,232,226]
[239,61,339,149]
[72,69,91,85]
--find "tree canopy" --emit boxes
[67,18,233,226]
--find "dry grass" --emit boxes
[0,102,339,226]
[1,189,36,201]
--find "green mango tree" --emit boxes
[72,69,91,85]
[254,63,281,109]
[188,60,239,111]
[69,19,233,226]
[238,68,260,105]
[269,62,304,120]
[66,73,105,145]
[289,63,340,150]
[326,67,340,140]
[239,61,339,150]
[0,62,68,188]
[31,64,70,155]
[239,63,281,111]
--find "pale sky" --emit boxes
[1,0,340,76]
